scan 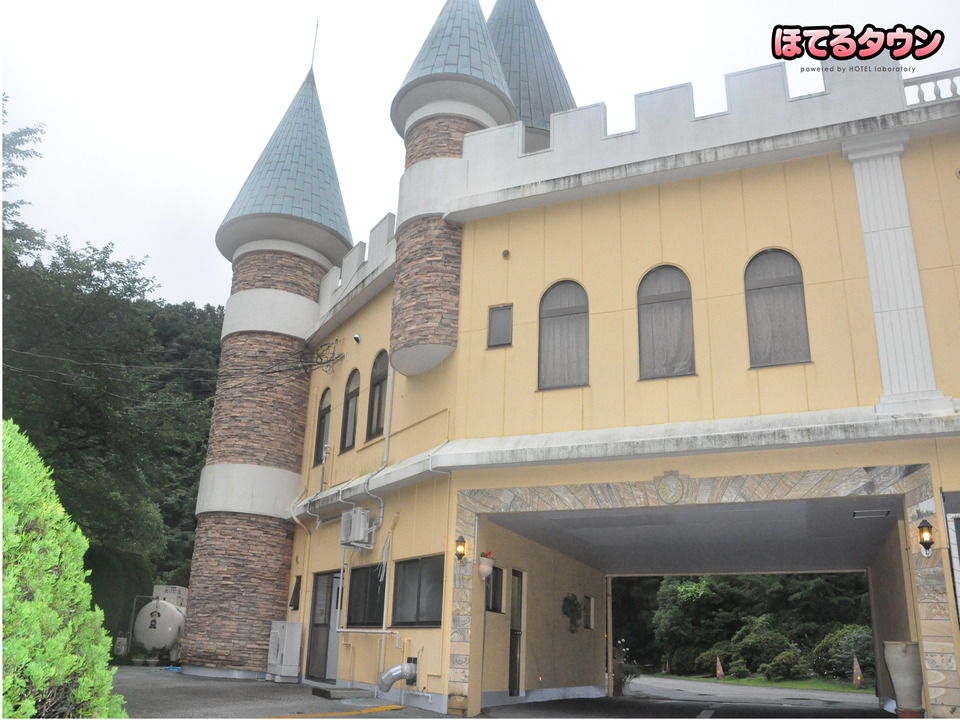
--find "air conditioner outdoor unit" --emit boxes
[340,507,371,547]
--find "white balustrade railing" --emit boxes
[904,70,960,105]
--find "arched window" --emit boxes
[638,266,694,379]
[744,249,810,367]
[340,370,360,452]
[312,389,331,466]
[367,351,389,440]
[539,281,588,389]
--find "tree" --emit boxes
[3,420,127,718]
[3,100,222,633]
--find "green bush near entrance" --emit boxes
[2,421,126,718]
[760,649,812,681]
[810,624,874,679]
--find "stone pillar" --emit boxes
[181,244,325,676]
[843,133,953,416]
[390,117,481,376]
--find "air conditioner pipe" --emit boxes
[378,662,416,694]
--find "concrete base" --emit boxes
[340,680,448,714]
[876,391,956,417]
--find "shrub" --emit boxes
[810,624,874,678]
[728,658,750,678]
[670,645,702,675]
[694,641,735,675]
[732,615,793,671]
[2,421,126,718]
[760,650,812,681]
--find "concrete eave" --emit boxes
[444,100,960,224]
[297,404,959,521]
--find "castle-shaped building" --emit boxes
[180,1,960,716]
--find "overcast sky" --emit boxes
[5,1,959,307]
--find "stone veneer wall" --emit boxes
[405,117,482,168]
[204,333,309,472]
[181,512,294,670]
[450,465,960,717]
[231,250,324,300]
[391,216,462,358]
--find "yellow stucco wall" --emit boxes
[454,152,890,439]
[302,287,458,493]
[475,516,607,698]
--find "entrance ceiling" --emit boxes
[488,495,904,575]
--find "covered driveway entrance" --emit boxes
[449,463,954,716]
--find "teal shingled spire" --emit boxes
[487,0,576,132]
[400,0,512,104]
[221,69,351,244]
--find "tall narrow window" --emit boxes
[340,370,360,452]
[488,305,513,348]
[367,351,388,440]
[346,565,384,627]
[745,249,810,367]
[539,281,588,389]
[638,266,695,379]
[313,389,331,467]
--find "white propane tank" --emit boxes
[133,599,185,651]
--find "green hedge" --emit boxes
[2,420,126,718]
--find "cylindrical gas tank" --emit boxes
[134,599,186,651]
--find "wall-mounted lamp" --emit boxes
[455,536,466,561]
[918,519,934,558]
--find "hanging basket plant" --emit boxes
[561,593,583,633]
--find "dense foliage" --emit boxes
[3,420,127,718]
[2,97,222,633]
[613,572,871,680]
[810,624,875,679]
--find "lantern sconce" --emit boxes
[917,519,934,558]
[455,536,467,561]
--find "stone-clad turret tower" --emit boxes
[389,0,516,376]
[181,69,351,676]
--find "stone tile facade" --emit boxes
[231,250,324,300]
[181,511,294,671]
[204,333,309,473]
[404,117,482,168]
[450,465,959,717]
[391,216,462,357]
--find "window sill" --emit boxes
[389,624,442,629]
[537,383,589,392]
[638,372,697,382]
[487,343,512,350]
[749,359,813,370]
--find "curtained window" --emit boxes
[745,250,810,367]
[539,281,589,389]
[366,351,388,440]
[313,389,331,467]
[340,370,360,452]
[488,305,513,348]
[638,266,695,379]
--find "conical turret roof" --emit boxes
[392,0,516,135]
[220,69,352,247]
[401,0,511,97]
[487,0,576,131]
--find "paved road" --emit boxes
[480,677,888,718]
[112,666,448,718]
[114,667,890,718]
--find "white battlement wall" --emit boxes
[461,57,910,197]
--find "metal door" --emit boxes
[306,572,338,681]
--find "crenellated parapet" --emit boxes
[444,58,959,222]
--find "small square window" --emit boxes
[488,305,513,348]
